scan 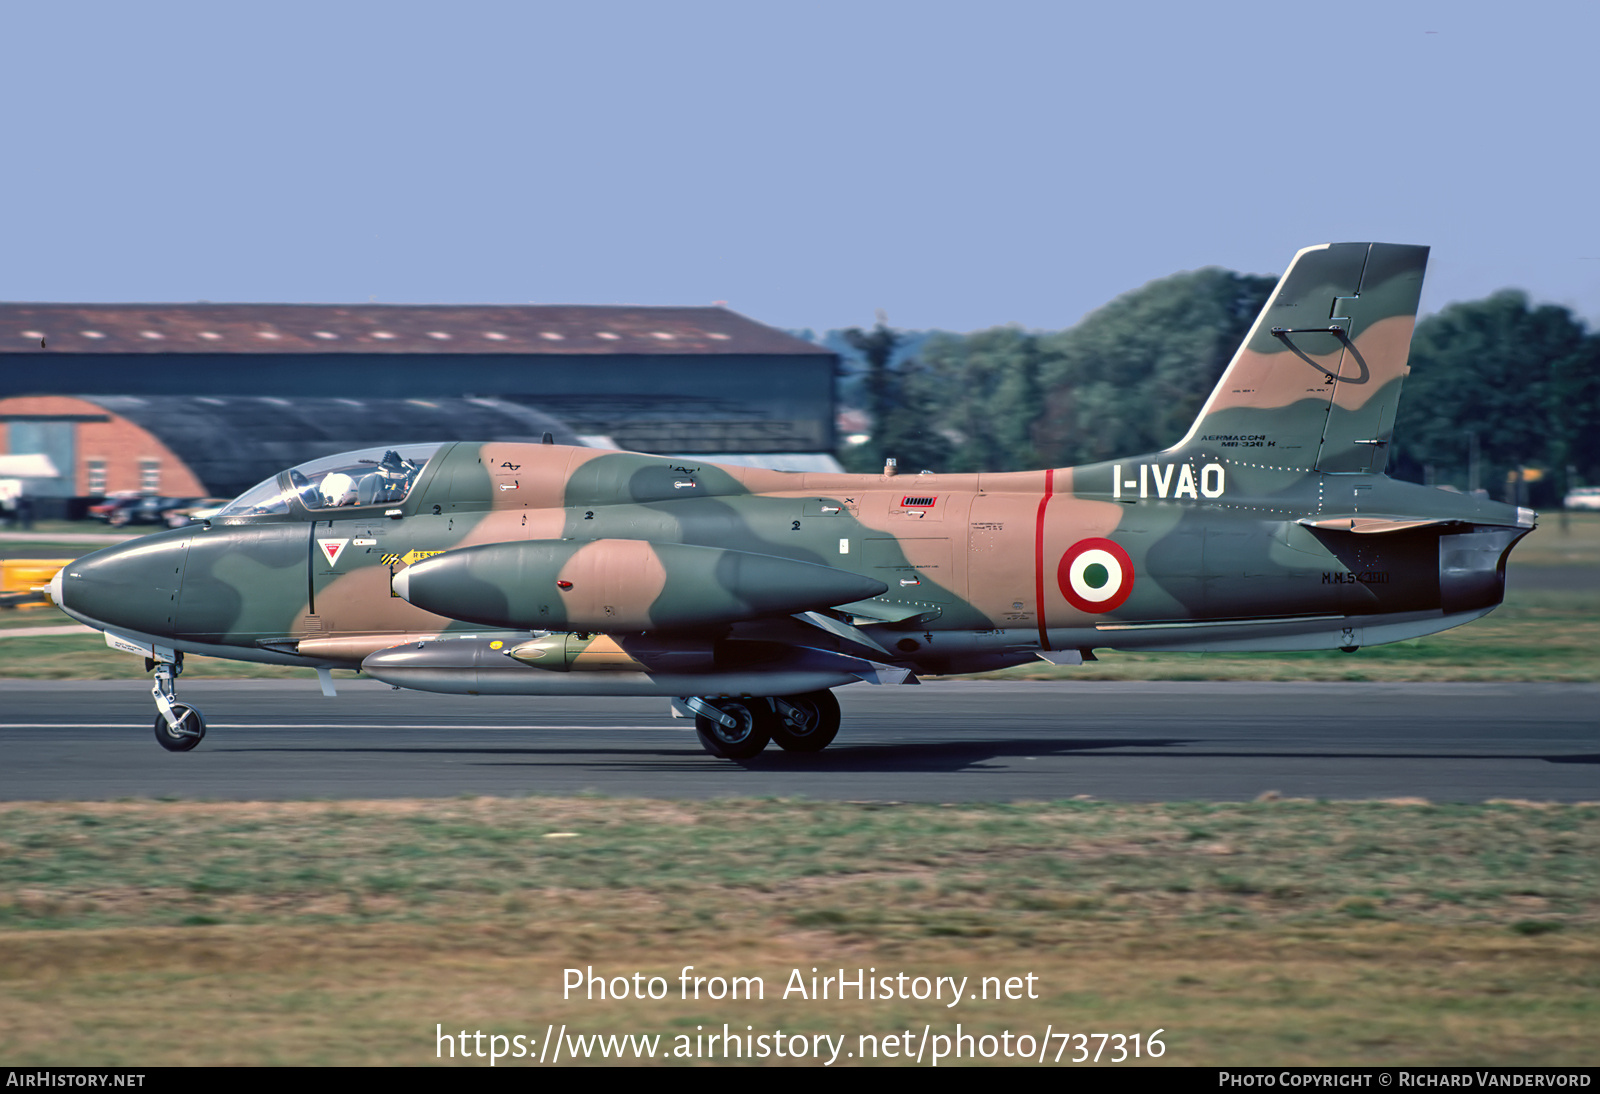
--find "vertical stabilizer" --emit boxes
[1173,243,1428,473]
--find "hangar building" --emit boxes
[0,394,580,502]
[0,303,838,512]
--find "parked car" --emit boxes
[1564,486,1600,511]
[101,496,204,527]
[87,492,144,522]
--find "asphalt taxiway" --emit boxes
[0,679,1593,803]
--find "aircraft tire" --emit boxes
[153,705,206,752]
[769,690,841,753]
[693,699,771,760]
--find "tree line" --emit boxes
[825,268,1600,506]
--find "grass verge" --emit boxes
[1,796,1596,1065]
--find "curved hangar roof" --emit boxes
[80,395,582,499]
[0,304,826,357]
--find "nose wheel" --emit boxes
[154,704,206,751]
[150,655,206,752]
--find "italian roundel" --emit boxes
[1057,538,1135,613]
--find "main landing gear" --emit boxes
[679,690,842,760]
[149,653,206,752]
[768,690,841,753]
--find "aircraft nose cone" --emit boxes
[57,531,191,637]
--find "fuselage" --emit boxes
[54,440,1533,692]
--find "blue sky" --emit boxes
[4,1,1596,332]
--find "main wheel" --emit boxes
[154,704,206,752]
[768,690,841,752]
[694,699,772,760]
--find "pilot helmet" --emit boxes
[319,472,359,507]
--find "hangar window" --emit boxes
[86,460,107,496]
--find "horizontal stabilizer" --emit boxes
[1298,516,1461,535]
[1303,508,1538,534]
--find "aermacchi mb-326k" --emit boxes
[50,243,1535,760]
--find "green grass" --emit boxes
[1512,511,1600,566]
[1,797,1596,1065]
[2,797,1595,935]
[0,607,76,629]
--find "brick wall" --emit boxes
[0,395,208,497]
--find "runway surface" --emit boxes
[1,679,1594,803]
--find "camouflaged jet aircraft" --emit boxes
[50,243,1536,759]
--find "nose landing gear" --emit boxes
[149,654,206,752]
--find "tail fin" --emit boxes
[1173,242,1428,473]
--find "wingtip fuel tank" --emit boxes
[392,538,890,631]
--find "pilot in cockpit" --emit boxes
[318,472,362,507]
[316,450,421,507]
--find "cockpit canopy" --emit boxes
[216,443,444,518]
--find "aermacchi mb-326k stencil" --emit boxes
[51,243,1536,759]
